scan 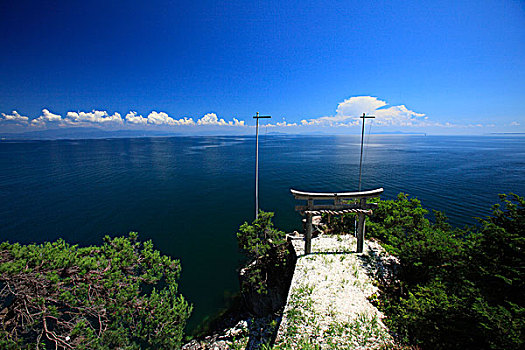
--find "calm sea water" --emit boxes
[1,135,524,329]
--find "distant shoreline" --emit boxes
[2,130,524,141]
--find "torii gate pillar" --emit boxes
[356,198,367,253]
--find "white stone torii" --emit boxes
[291,188,384,254]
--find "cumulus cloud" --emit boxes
[373,104,426,126]
[336,96,387,118]
[267,121,298,127]
[197,113,222,125]
[125,111,147,125]
[1,108,249,129]
[173,117,195,125]
[146,111,195,126]
[301,118,360,127]
[197,113,244,126]
[301,96,426,127]
[65,110,123,125]
[1,111,29,123]
[147,111,176,125]
[232,118,245,126]
[31,109,62,126]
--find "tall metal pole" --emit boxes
[255,113,259,219]
[254,112,271,219]
[358,113,375,191]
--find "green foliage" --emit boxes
[334,193,524,349]
[322,212,356,235]
[0,233,192,349]
[237,211,288,295]
[237,211,287,261]
[367,193,431,253]
[466,194,525,349]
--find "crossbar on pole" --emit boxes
[358,113,375,192]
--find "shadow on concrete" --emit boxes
[296,250,358,257]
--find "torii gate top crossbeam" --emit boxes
[290,188,383,200]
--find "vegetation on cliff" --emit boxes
[0,233,192,350]
[237,211,289,296]
[236,211,296,317]
[361,193,524,349]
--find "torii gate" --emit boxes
[291,188,384,254]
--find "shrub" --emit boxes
[466,194,525,349]
[237,211,288,295]
[333,193,524,349]
[236,211,296,316]
[0,232,192,349]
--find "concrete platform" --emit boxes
[274,234,394,349]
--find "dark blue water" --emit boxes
[1,135,524,329]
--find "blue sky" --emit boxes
[1,0,524,135]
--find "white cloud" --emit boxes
[65,110,123,125]
[146,111,195,126]
[174,117,196,126]
[510,121,520,126]
[125,111,147,125]
[1,108,247,129]
[373,104,426,126]
[302,96,426,127]
[197,113,227,126]
[31,109,62,126]
[147,111,176,125]
[267,121,298,127]
[1,111,29,123]
[232,118,245,126]
[336,96,387,118]
[301,118,359,127]
[197,113,244,126]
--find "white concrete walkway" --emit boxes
[274,234,395,349]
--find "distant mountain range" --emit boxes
[293,130,428,136]
[0,128,181,140]
[0,128,430,140]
